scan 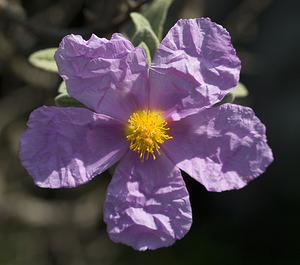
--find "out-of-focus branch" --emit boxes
[0,0,154,40]
[224,0,273,42]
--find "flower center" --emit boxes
[126,110,172,162]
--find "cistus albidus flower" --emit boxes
[19,18,273,250]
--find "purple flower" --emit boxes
[19,18,273,250]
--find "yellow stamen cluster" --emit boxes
[126,110,172,162]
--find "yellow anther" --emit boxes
[126,110,172,162]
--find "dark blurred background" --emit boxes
[0,0,299,264]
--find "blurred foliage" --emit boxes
[29,48,58,73]
[0,0,300,264]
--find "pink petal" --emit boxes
[104,151,192,250]
[149,18,241,121]
[54,33,149,121]
[163,103,273,192]
[19,106,128,188]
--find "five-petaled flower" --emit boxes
[19,18,273,251]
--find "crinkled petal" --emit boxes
[104,151,192,250]
[19,106,128,188]
[163,103,273,192]
[54,33,149,121]
[149,18,241,121]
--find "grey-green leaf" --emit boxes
[130,12,160,60]
[142,0,173,40]
[231,82,249,98]
[130,11,153,31]
[138,42,151,66]
[131,28,159,60]
[55,94,86,108]
[29,48,58,73]
[58,81,67,94]
[214,92,235,107]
